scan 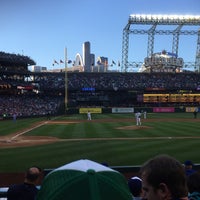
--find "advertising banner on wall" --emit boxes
[79,108,102,114]
[153,107,175,112]
[186,107,199,112]
[112,108,134,113]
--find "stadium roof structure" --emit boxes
[129,14,200,25]
[0,51,36,67]
[122,14,200,72]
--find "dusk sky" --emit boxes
[1,0,200,71]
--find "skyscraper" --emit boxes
[82,41,91,72]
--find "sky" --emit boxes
[0,0,200,71]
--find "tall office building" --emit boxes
[90,53,95,66]
[82,41,91,72]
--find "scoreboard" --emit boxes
[143,94,200,103]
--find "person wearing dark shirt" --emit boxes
[187,172,200,200]
[7,166,42,200]
[184,160,197,176]
[128,176,143,200]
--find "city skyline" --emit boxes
[0,0,200,71]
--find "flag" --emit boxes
[60,59,64,63]
[67,60,72,64]
[112,60,116,65]
[54,60,59,64]
[97,61,101,65]
[118,61,120,66]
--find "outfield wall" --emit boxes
[66,106,198,114]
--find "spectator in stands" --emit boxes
[139,154,188,200]
[184,160,197,176]
[7,166,42,200]
[187,171,200,200]
[128,176,143,200]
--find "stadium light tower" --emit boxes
[122,14,200,72]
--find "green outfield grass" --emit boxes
[0,112,200,172]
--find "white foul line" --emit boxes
[11,121,47,140]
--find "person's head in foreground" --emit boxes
[36,159,132,200]
[128,176,143,199]
[139,154,188,200]
[25,166,42,185]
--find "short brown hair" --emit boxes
[25,166,41,182]
[140,154,188,199]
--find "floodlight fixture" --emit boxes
[129,14,200,25]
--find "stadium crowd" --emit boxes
[0,95,63,118]
[1,72,200,117]
[1,72,200,91]
[38,72,200,91]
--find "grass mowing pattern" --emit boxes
[0,118,45,136]
[0,113,200,172]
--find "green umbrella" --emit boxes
[36,159,132,200]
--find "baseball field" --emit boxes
[0,112,200,173]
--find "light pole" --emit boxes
[64,47,68,113]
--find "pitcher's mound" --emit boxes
[116,125,152,130]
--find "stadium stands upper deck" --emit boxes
[0,51,36,72]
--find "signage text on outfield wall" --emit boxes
[79,108,102,114]
[112,108,134,113]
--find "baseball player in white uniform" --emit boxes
[143,111,147,119]
[87,111,92,120]
[135,111,142,126]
